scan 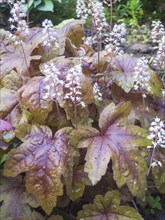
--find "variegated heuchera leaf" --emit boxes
[72,102,151,199]
[3,125,75,214]
[17,76,53,123]
[0,172,39,220]
[77,190,143,220]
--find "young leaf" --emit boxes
[77,190,143,220]
[3,125,75,214]
[73,102,150,199]
[0,172,38,220]
[17,77,53,123]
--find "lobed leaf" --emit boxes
[0,172,38,220]
[0,40,41,77]
[77,190,143,220]
[0,87,18,119]
[109,55,137,93]
[73,102,150,199]
[17,77,53,123]
[3,125,75,214]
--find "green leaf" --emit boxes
[77,190,143,220]
[36,0,54,12]
[34,0,42,8]
[73,102,150,199]
[149,70,164,98]
[3,125,75,214]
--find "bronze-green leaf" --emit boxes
[77,190,143,220]
[3,125,75,214]
[73,102,150,199]
[17,76,53,123]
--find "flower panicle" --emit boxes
[147,117,165,149]
[42,19,59,49]
[133,56,151,95]
[8,0,29,43]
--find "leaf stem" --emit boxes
[19,38,30,77]
[132,198,140,214]
[147,146,156,176]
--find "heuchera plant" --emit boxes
[0,0,165,219]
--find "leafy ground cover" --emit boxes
[0,0,165,219]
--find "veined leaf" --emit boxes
[0,39,41,77]
[72,102,150,199]
[77,190,143,220]
[0,172,38,220]
[3,125,75,214]
[109,55,137,93]
[0,88,18,119]
[17,77,53,123]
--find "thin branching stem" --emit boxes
[147,146,156,176]
[19,38,30,77]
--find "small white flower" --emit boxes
[93,82,102,101]
[147,117,165,149]
[133,57,151,95]
[105,23,126,55]
[64,63,85,107]
[151,21,165,47]
[42,19,59,49]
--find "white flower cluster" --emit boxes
[133,57,151,95]
[76,0,88,22]
[83,36,93,46]
[88,0,108,36]
[148,117,165,149]
[64,64,86,108]
[42,63,64,101]
[93,83,102,101]
[9,0,29,38]
[43,62,85,108]
[152,35,165,71]
[151,21,165,47]
[42,19,59,48]
[105,23,126,55]
[76,0,108,36]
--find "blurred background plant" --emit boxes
[115,0,143,27]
